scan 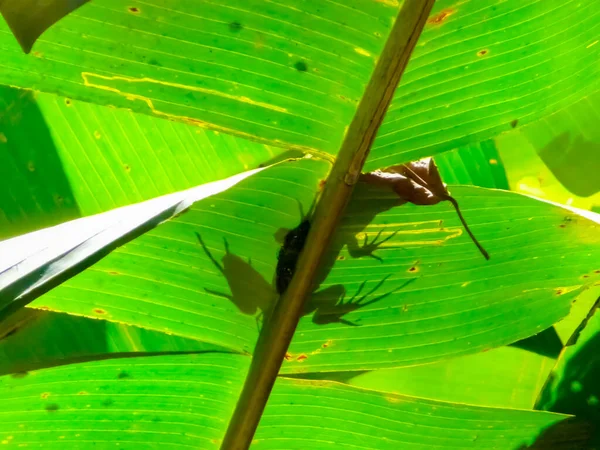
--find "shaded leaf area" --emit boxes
[536,291,600,448]
[0,309,224,376]
[554,287,600,345]
[0,85,285,240]
[281,182,600,373]
[366,0,600,170]
[434,139,510,190]
[254,377,575,449]
[28,159,329,354]
[0,86,80,239]
[0,0,399,154]
[0,353,249,448]
[346,340,557,410]
[499,89,600,202]
[0,0,89,53]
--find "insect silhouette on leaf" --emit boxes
[196,232,276,325]
[362,157,489,260]
[347,229,399,262]
[275,196,318,295]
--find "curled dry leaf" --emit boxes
[361,157,490,260]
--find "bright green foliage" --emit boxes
[0,0,599,448]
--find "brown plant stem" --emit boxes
[220,1,436,448]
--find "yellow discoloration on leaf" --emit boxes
[354,47,372,57]
[356,225,462,247]
[0,132,7,143]
[81,72,288,113]
[555,285,583,296]
[385,395,401,403]
[40,392,50,399]
[81,72,323,153]
[375,0,400,7]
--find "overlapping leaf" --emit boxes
[26,159,329,354]
[0,310,218,376]
[0,353,249,448]
[0,85,284,240]
[281,183,600,373]
[0,0,398,153]
[255,377,582,449]
[366,0,600,169]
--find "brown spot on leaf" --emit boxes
[427,9,454,25]
[77,391,89,396]
[45,403,59,412]
[337,255,345,261]
[128,6,140,13]
[93,308,106,315]
[477,49,488,57]
[37,306,50,311]
[594,270,600,274]
[229,21,243,32]
[556,289,564,296]
[40,392,50,399]
[296,354,308,362]
[318,179,326,190]
[322,340,331,349]
[284,353,293,361]
[402,304,408,312]
[124,164,131,173]
[510,119,519,128]
[408,266,418,273]
[65,98,72,106]
[108,271,120,276]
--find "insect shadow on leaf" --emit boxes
[346,229,399,262]
[195,232,276,327]
[306,276,416,327]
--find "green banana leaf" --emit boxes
[1,0,598,447]
[14,161,598,373]
[1,0,597,161]
[0,352,584,449]
[0,85,284,239]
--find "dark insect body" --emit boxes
[275,219,311,294]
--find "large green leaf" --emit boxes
[0,353,249,448]
[27,158,329,353]
[2,1,597,163]
[255,377,580,449]
[281,184,600,373]
[24,164,600,372]
[0,352,582,449]
[0,0,397,154]
[0,85,284,239]
[366,0,600,169]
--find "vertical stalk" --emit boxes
[221,1,436,448]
